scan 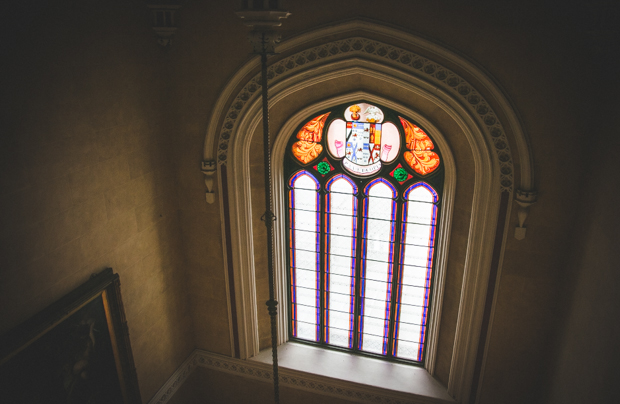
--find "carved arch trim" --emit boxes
[202,20,535,404]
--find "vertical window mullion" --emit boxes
[352,188,364,352]
[387,193,404,358]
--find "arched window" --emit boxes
[285,102,443,364]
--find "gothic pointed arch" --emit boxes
[201,20,535,404]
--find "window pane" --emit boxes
[328,213,355,236]
[293,249,318,271]
[394,183,437,360]
[365,197,393,220]
[402,245,434,268]
[394,340,421,361]
[328,292,354,312]
[325,175,357,349]
[361,334,384,354]
[398,322,423,342]
[326,327,350,348]
[328,254,355,277]
[328,235,356,258]
[359,179,396,355]
[294,268,318,290]
[397,284,427,305]
[297,321,317,341]
[293,208,319,232]
[295,287,318,307]
[289,171,320,342]
[362,297,388,319]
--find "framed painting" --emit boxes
[0,268,141,404]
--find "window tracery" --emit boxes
[286,102,443,364]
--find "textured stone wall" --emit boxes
[0,1,193,402]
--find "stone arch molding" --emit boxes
[202,20,535,404]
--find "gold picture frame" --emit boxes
[0,268,141,404]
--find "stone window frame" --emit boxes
[202,20,535,403]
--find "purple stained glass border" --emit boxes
[288,170,321,341]
[324,174,358,348]
[358,178,397,354]
[393,182,438,361]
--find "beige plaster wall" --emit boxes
[545,100,620,403]
[0,1,193,402]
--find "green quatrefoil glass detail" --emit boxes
[317,161,331,175]
[393,167,408,182]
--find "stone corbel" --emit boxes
[514,189,538,240]
[147,4,180,47]
[201,160,217,204]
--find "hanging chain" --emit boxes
[259,31,280,404]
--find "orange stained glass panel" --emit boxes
[292,113,330,164]
[399,117,440,175]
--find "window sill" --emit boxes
[250,342,454,403]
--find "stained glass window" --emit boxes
[285,102,443,365]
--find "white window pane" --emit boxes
[365,239,392,262]
[398,284,427,306]
[329,214,356,236]
[398,304,425,327]
[328,254,354,277]
[327,309,351,330]
[364,279,390,301]
[395,340,421,361]
[363,297,388,319]
[366,197,393,220]
[408,186,435,203]
[293,230,318,251]
[330,175,354,194]
[329,192,356,216]
[294,268,318,290]
[328,235,355,257]
[367,181,394,199]
[293,209,318,232]
[365,218,393,241]
[361,334,384,354]
[329,273,353,295]
[400,265,427,287]
[405,200,435,223]
[398,322,423,342]
[326,327,349,348]
[297,305,317,325]
[293,173,319,190]
[363,315,385,336]
[293,188,318,210]
[328,292,353,314]
[293,249,318,271]
[364,259,389,282]
[296,321,317,341]
[402,245,433,267]
[295,287,317,307]
[402,223,434,246]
